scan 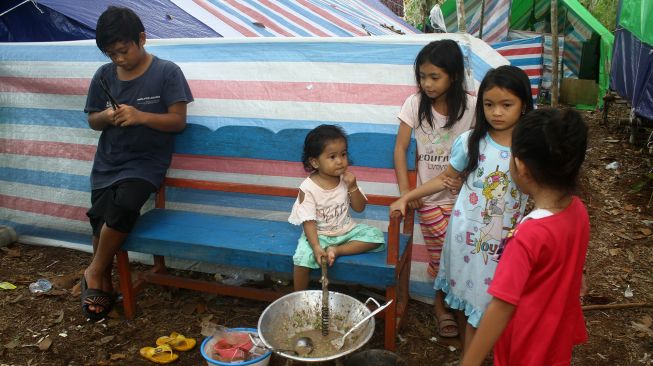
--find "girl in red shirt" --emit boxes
[461,108,590,366]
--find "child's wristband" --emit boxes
[348,186,359,194]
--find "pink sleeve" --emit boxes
[397,93,419,128]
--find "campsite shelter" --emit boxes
[440,0,614,108]
[0,1,510,301]
[610,0,653,121]
[0,0,418,40]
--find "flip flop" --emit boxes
[80,276,114,321]
[436,312,459,338]
[139,344,179,364]
[156,332,196,352]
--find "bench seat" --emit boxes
[123,209,411,288]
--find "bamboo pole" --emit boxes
[479,0,486,39]
[456,0,467,33]
[550,0,559,106]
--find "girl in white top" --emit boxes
[394,39,476,339]
[289,125,384,291]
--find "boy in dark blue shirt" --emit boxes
[82,6,193,320]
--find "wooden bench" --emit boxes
[115,125,416,351]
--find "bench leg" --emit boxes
[385,287,398,351]
[116,250,136,320]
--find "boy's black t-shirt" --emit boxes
[84,56,193,190]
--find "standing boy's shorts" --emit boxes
[86,178,156,236]
[293,223,385,269]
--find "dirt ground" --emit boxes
[1,106,652,366]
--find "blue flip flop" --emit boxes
[80,276,114,321]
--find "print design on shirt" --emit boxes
[317,201,350,232]
[464,166,524,265]
[417,128,453,172]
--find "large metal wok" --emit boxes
[257,290,381,363]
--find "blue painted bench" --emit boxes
[116,125,416,350]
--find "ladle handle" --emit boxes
[321,257,329,336]
[342,299,393,340]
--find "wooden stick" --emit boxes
[582,302,653,311]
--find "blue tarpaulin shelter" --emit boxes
[610,0,653,121]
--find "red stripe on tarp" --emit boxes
[224,0,294,37]
[170,154,398,183]
[0,139,95,161]
[524,69,542,76]
[260,0,329,37]
[0,77,88,95]
[193,0,258,37]
[3,77,414,106]
[496,47,544,57]
[0,194,87,221]
[297,0,367,36]
[190,80,414,105]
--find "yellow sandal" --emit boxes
[155,332,196,352]
[139,344,179,364]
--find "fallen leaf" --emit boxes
[631,321,653,337]
[609,248,621,256]
[110,353,126,361]
[0,246,21,258]
[50,310,64,324]
[9,294,23,304]
[195,301,207,314]
[97,335,115,345]
[50,273,80,289]
[624,204,636,211]
[617,233,633,241]
[70,282,81,297]
[37,337,52,351]
[4,339,20,349]
[181,302,196,315]
[139,297,162,308]
[42,289,68,296]
[641,315,653,328]
[640,228,652,236]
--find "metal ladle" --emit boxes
[286,258,327,358]
[248,333,313,356]
[331,299,393,350]
[293,336,314,356]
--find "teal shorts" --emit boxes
[293,223,385,269]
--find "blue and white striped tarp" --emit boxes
[0,34,508,301]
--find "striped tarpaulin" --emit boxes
[0,34,508,300]
[172,0,418,37]
[492,33,544,102]
[443,0,511,43]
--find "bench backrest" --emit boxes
[160,125,415,208]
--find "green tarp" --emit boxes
[441,0,614,108]
[618,0,653,46]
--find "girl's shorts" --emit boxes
[293,223,385,269]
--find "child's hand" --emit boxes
[342,171,357,191]
[312,247,327,267]
[389,198,407,217]
[443,175,464,195]
[400,190,423,211]
[113,105,142,127]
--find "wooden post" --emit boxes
[550,0,559,106]
[479,0,486,39]
[456,0,467,33]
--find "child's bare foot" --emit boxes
[326,246,338,266]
